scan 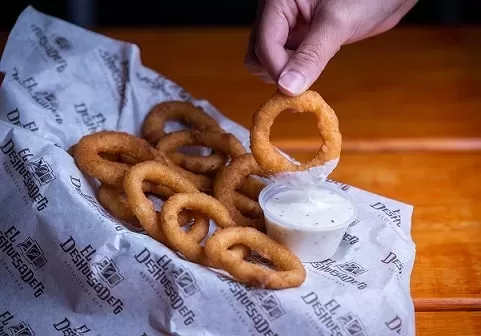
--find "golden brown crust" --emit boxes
[250,90,342,174]
[156,129,227,174]
[97,184,140,226]
[141,101,222,144]
[123,161,209,249]
[205,226,306,289]
[73,131,158,187]
[213,154,266,231]
[160,193,238,266]
[155,150,214,193]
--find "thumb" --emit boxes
[278,18,347,96]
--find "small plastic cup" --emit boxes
[258,182,358,262]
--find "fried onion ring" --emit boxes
[155,150,213,193]
[97,183,196,228]
[238,176,265,201]
[157,129,266,213]
[156,129,264,198]
[234,193,263,219]
[141,101,221,144]
[160,192,237,266]
[250,90,342,174]
[205,226,306,289]
[123,161,209,248]
[97,184,139,226]
[67,144,76,157]
[214,154,266,231]
[156,128,248,174]
[156,129,227,174]
[73,131,158,187]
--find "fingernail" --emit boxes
[279,70,305,95]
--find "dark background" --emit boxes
[1,0,481,31]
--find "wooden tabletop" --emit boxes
[2,25,480,334]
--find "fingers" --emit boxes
[245,0,292,83]
[246,0,347,96]
[278,16,346,96]
[245,0,274,83]
[254,1,291,81]
[245,35,273,83]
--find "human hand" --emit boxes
[245,0,418,96]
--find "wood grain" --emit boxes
[287,150,481,307]
[416,312,481,335]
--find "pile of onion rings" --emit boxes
[70,92,340,289]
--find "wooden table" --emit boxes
[2,25,480,334]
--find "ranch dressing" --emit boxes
[264,188,355,229]
[259,183,357,262]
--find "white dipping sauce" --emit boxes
[264,188,355,229]
[259,183,357,261]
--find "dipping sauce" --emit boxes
[264,188,355,229]
[259,183,357,262]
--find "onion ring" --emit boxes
[156,129,227,174]
[155,150,213,193]
[157,128,266,206]
[250,90,342,173]
[234,193,263,219]
[204,226,306,289]
[141,101,222,144]
[73,131,158,187]
[97,183,196,228]
[156,129,264,198]
[238,176,265,201]
[214,153,267,231]
[97,184,139,226]
[67,144,76,157]
[156,129,265,219]
[160,192,237,266]
[123,161,209,248]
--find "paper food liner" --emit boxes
[0,6,416,336]
[267,156,340,189]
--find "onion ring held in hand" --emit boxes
[250,90,342,174]
[141,101,222,145]
[214,153,267,231]
[123,161,209,248]
[204,226,306,289]
[160,192,239,266]
[73,131,158,187]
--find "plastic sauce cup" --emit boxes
[258,182,358,262]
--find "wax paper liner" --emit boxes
[0,6,416,336]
